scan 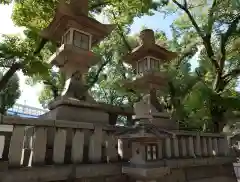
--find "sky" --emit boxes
[0,4,177,109]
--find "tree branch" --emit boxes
[0,63,22,91]
[220,15,240,71]
[43,80,59,99]
[111,11,132,52]
[183,0,187,8]
[207,0,217,36]
[171,0,220,72]
[195,69,209,88]
[222,68,240,80]
[87,57,111,88]
[172,0,203,37]
[89,1,111,10]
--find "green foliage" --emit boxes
[0,34,50,77]
[0,72,20,114]
[0,0,239,132]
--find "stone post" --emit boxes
[173,137,179,157]
[157,140,163,159]
[165,138,171,158]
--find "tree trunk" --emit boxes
[211,106,225,132]
[0,63,22,91]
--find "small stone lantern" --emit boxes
[118,125,176,181]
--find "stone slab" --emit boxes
[42,104,109,124]
[0,163,122,182]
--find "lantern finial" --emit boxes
[139,29,155,46]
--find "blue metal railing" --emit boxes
[7,103,48,118]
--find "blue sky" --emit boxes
[0,5,181,108]
[130,11,177,38]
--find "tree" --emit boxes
[155,0,240,132]
[0,32,50,93]
[0,72,20,114]
[4,0,240,131]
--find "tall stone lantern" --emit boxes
[119,29,178,182]
[123,29,178,129]
[40,0,116,123]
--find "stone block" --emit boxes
[178,159,194,168]
[42,103,109,124]
[164,169,186,182]
[165,159,178,168]
[0,161,8,171]
[194,158,208,166]
[189,176,237,182]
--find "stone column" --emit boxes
[219,136,229,156]
[53,128,67,164]
[2,132,11,161]
[106,135,118,162]
[212,138,218,156]
[202,137,208,156]
[173,137,179,157]
[207,137,213,156]
[71,129,84,163]
[180,137,187,157]
[8,126,25,167]
[194,134,201,157]
[118,139,131,161]
[32,127,47,165]
[89,127,103,163]
[157,140,163,159]
[188,136,195,157]
[165,138,171,158]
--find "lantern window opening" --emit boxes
[145,143,158,161]
[137,60,144,75]
[72,28,92,50]
[136,56,162,75]
[149,56,161,72]
[61,29,72,45]
[143,57,148,72]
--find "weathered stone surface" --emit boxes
[190,177,236,182]
[185,164,235,181]
[0,163,122,182]
[43,104,109,124]
[0,162,236,182]
[161,168,186,182]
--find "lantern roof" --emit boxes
[116,123,176,142]
[40,0,115,45]
[124,29,178,66]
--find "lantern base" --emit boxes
[133,95,178,130]
[133,114,178,130]
[122,163,170,180]
[41,96,109,124]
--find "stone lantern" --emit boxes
[123,29,178,129]
[119,29,179,182]
[118,124,176,181]
[40,0,116,123]
[41,0,115,85]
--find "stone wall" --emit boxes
[156,164,236,182]
[74,175,130,182]
[57,164,236,182]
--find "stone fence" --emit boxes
[0,115,231,169]
[161,131,229,159]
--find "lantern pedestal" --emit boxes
[41,96,109,124]
[133,95,178,130]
